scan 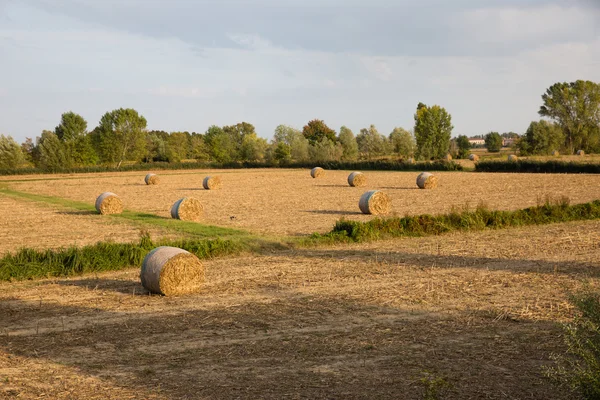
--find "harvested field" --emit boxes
[4,169,600,235]
[0,194,176,255]
[2,220,600,399]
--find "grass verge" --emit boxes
[0,232,283,282]
[475,160,600,174]
[0,187,248,239]
[305,196,600,243]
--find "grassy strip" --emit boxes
[0,159,463,176]
[475,160,600,174]
[306,197,600,243]
[0,187,248,239]
[0,233,277,281]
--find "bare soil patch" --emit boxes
[0,194,177,255]
[5,169,600,236]
[2,220,600,399]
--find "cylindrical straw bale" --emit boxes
[358,190,391,215]
[311,167,325,178]
[95,192,123,215]
[171,197,204,222]
[202,176,222,190]
[508,155,518,162]
[468,154,479,162]
[144,173,159,185]
[416,172,438,189]
[577,150,585,156]
[552,150,560,156]
[443,154,453,161]
[406,157,415,164]
[140,246,204,296]
[347,172,366,187]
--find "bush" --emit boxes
[546,291,600,399]
[475,160,600,174]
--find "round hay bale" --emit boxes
[347,172,366,187]
[577,150,585,156]
[406,157,415,164]
[508,155,518,162]
[171,197,203,222]
[141,246,204,296]
[468,154,479,162]
[144,173,159,185]
[358,190,391,215]
[202,176,222,190]
[416,172,438,189]
[95,192,123,215]
[311,167,325,178]
[443,154,453,161]
[552,150,560,156]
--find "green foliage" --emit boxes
[420,373,452,400]
[546,291,600,399]
[484,132,503,152]
[414,103,453,160]
[308,138,343,162]
[338,126,359,161]
[37,130,67,172]
[204,125,236,163]
[0,135,25,169]
[239,133,268,162]
[302,119,337,146]
[518,120,565,156]
[55,111,87,142]
[356,125,389,160]
[312,196,600,242]
[273,125,309,162]
[190,134,209,161]
[166,131,190,162]
[539,80,600,154]
[0,234,244,282]
[456,135,471,159]
[96,108,148,168]
[389,127,415,158]
[475,160,600,174]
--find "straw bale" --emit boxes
[416,172,438,189]
[144,173,159,185]
[95,192,123,215]
[171,197,203,222]
[358,190,391,215]
[347,172,366,187]
[140,246,204,296]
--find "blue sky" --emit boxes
[1,0,599,142]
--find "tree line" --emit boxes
[0,80,598,171]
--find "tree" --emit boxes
[456,135,471,159]
[166,132,190,163]
[95,108,148,168]
[484,132,503,153]
[414,103,453,160]
[37,131,67,171]
[190,134,209,161]
[518,120,565,156]
[21,137,38,164]
[240,134,268,162]
[273,125,309,162]
[308,138,343,162]
[389,127,415,158]
[302,119,337,146]
[0,135,24,169]
[539,80,600,153]
[273,142,292,164]
[338,126,358,161]
[55,111,87,142]
[356,125,388,160]
[145,133,168,162]
[204,125,236,163]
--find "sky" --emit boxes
[0,0,599,143]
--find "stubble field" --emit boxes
[1,168,600,399]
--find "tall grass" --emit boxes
[476,160,600,174]
[546,291,600,399]
[0,233,246,281]
[308,197,600,243]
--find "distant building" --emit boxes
[503,138,516,147]
[468,138,485,146]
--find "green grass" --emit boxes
[0,187,249,239]
[475,159,600,174]
[306,197,600,243]
[0,232,257,281]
